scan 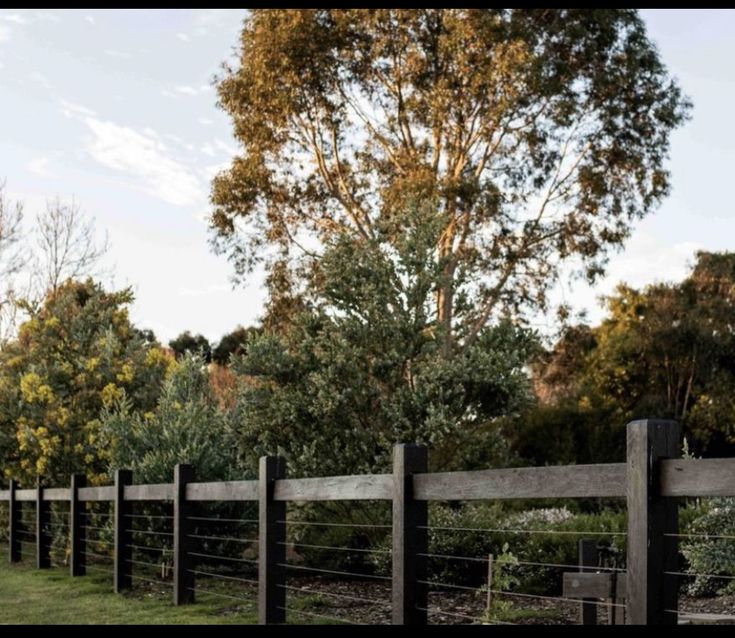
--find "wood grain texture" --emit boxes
[70,474,86,577]
[414,463,626,501]
[114,469,133,593]
[78,486,115,501]
[43,488,70,501]
[273,474,392,501]
[564,572,614,600]
[8,479,20,563]
[124,483,174,501]
[173,464,194,605]
[259,456,286,625]
[392,444,428,625]
[661,458,735,497]
[626,419,679,625]
[36,481,50,569]
[579,539,598,625]
[186,480,257,502]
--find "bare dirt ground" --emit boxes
[281,578,735,625]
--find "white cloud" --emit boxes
[178,283,230,297]
[603,234,701,290]
[59,98,97,118]
[552,231,704,327]
[0,61,4,70]
[3,14,27,25]
[27,156,57,178]
[84,15,94,24]
[176,32,189,42]
[201,143,215,157]
[203,161,230,181]
[198,117,213,126]
[35,12,61,23]
[29,71,52,89]
[83,117,204,207]
[174,85,198,96]
[213,138,237,156]
[192,9,233,37]
[104,49,132,60]
[0,24,10,42]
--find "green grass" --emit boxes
[0,559,258,624]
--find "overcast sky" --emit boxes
[1,9,733,343]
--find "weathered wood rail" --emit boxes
[2,419,735,625]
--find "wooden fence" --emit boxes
[1,419,735,625]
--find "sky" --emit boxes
[0,9,733,344]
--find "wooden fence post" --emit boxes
[70,473,86,576]
[114,469,133,593]
[36,478,50,569]
[579,539,597,625]
[392,443,428,625]
[8,479,20,563]
[173,463,194,605]
[626,419,680,625]
[258,455,286,624]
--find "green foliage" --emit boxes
[229,206,538,477]
[211,9,689,351]
[503,403,624,466]
[212,326,260,365]
[168,331,212,364]
[100,354,238,483]
[483,544,520,623]
[0,279,171,485]
[519,251,735,462]
[369,502,626,593]
[681,498,735,596]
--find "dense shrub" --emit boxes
[681,498,735,596]
[369,502,627,592]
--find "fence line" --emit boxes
[2,419,735,625]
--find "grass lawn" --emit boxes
[0,559,258,624]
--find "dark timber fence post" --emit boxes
[36,478,50,568]
[392,443,428,625]
[258,455,286,624]
[579,539,597,625]
[70,473,86,576]
[114,469,133,593]
[173,463,194,605]
[8,479,20,562]
[626,419,680,625]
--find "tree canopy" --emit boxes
[169,331,212,363]
[212,325,260,365]
[0,279,172,484]
[211,9,690,354]
[516,252,735,463]
[230,205,537,476]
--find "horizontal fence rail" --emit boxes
[413,463,627,501]
[2,420,735,625]
[3,460,735,505]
